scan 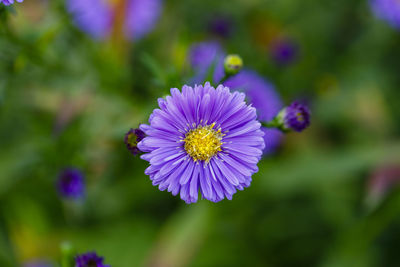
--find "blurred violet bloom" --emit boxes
[224,70,284,155]
[57,168,85,199]
[370,0,400,29]
[0,0,23,6]
[208,16,234,38]
[269,38,299,66]
[66,0,162,40]
[189,41,225,84]
[75,252,110,267]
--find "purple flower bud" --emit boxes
[208,16,233,38]
[280,101,311,132]
[57,168,85,199]
[124,128,145,155]
[75,252,110,267]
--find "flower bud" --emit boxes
[277,101,311,132]
[75,252,110,267]
[269,38,299,66]
[124,128,145,155]
[57,168,85,199]
[224,54,243,76]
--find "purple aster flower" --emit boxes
[138,83,265,203]
[66,0,162,40]
[57,168,85,199]
[124,128,145,155]
[370,0,400,29]
[269,38,299,66]
[189,41,225,84]
[0,0,23,6]
[75,252,110,267]
[224,70,284,154]
[278,101,311,132]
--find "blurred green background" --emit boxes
[1,0,400,266]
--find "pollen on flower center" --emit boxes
[183,123,223,162]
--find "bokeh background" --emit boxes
[1,0,400,266]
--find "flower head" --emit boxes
[75,252,110,267]
[57,168,85,199]
[269,38,299,66]
[224,70,284,154]
[0,0,23,6]
[370,0,400,30]
[138,83,265,203]
[67,0,162,40]
[189,41,225,84]
[278,101,311,132]
[224,54,243,76]
[124,128,145,155]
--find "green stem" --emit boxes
[60,242,76,267]
[261,119,288,133]
[261,121,278,128]
[219,74,231,84]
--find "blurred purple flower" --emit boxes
[224,70,284,155]
[75,252,110,267]
[124,128,145,155]
[208,16,233,38]
[66,0,162,40]
[269,38,299,66]
[124,0,162,39]
[370,0,400,29]
[138,83,264,203]
[188,41,225,84]
[57,168,85,199]
[0,0,23,6]
[67,0,112,39]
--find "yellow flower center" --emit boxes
[183,123,223,162]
